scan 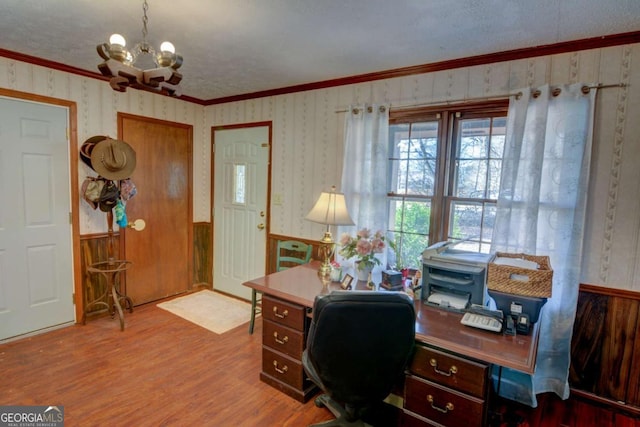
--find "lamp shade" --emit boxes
[305,187,354,226]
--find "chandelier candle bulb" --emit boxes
[109,34,126,47]
[160,41,175,54]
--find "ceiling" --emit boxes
[1,0,639,103]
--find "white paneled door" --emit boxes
[213,125,269,300]
[0,97,74,341]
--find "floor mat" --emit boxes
[157,290,251,334]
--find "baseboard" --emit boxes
[570,388,640,417]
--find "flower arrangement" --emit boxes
[338,228,388,271]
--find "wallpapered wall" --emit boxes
[0,43,639,291]
[0,58,207,235]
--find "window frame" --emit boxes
[388,100,508,263]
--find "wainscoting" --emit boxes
[570,284,640,414]
[80,222,213,315]
[79,232,120,314]
[193,222,212,285]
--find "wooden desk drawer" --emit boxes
[400,411,431,427]
[263,319,305,359]
[409,345,489,398]
[404,375,484,427]
[262,347,310,390]
[262,295,307,330]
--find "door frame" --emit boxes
[210,121,273,285]
[0,88,82,323]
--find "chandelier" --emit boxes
[96,0,183,96]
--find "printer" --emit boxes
[421,241,495,311]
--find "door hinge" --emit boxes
[69,212,72,224]
[72,293,75,304]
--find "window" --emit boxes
[387,102,508,270]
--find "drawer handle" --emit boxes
[273,306,289,319]
[427,395,454,413]
[273,332,289,345]
[430,358,458,377]
[272,360,288,374]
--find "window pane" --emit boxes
[387,198,403,233]
[449,201,483,241]
[487,159,502,199]
[454,117,505,200]
[400,200,431,235]
[460,120,490,158]
[482,203,496,241]
[490,119,506,156]
[449,201,495,254]
[387,198,431,270]
[406,159,436,196]
[398,233,430,269]
[389,124,410,159]
[455,160,487,198]
[389,121,438,196]
[408,122,438,159]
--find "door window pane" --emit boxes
[234,163,246,204]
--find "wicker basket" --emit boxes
[487,252,552,298]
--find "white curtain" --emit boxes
[338,104,390,270]
[491,83,596,407]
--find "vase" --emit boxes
[356,262,373,282]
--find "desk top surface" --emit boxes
[243,261,539,374]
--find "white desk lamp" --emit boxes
[305,186,354,280]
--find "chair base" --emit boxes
[309,395,371,427]
[309,394,399,427]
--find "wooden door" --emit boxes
[0,97,74,340]
[119,114,192,305]
[212,124,270,300]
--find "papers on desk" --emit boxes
[493,256,539,270]
[427,291,469,310]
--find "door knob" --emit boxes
[257,223,265,230]
[128,219,146,231]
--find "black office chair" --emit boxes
[302,291,416,427]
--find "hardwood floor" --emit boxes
[1,296,639,426]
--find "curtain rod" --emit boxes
[334,83,626,113]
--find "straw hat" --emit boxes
[80,135,107,170]
[90,138,137,180]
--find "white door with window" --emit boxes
[0,97,74,341]
[213,125,269,300]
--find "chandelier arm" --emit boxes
[171,55,183,70]
[97,44,111,61]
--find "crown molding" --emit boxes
[2,31,639,106]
